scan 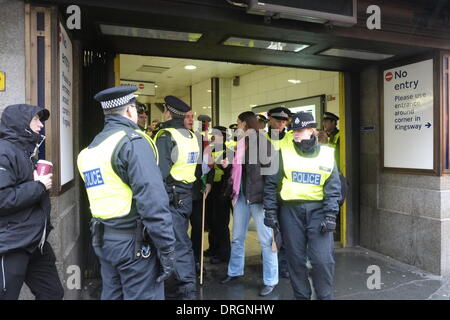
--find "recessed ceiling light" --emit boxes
[288,79,301,84]
[207,89,212,93]
[250,104,257,107]
[319,48,394,61]
[184,65,197,70]
[223,36,309,53]
[99,24,202,42]
[154,85,158,88]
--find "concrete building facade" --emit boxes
[1,0,450,299]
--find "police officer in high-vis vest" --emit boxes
[265,107,292,279]
[263,112,341,300]
[266,107,293,150]
[154,96,200,300]
[77,86,176,300]
[323,112,340,167]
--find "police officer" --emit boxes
[266,107,293,150]
[77,86,176,300]
[263,112,341,300]
[323,112,340,166]
[265,107,292,278]
[154,96,200,300]
[256,114,268,130]
[207,126,233,264]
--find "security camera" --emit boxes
[324,21,334,31]
[264,15,272,24]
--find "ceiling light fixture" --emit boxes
[288,79,301,84]
[184,65,197,70]
[223,36,309,53]
[319,48,394,61]
[99,24,202,42]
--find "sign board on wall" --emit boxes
[383,59,434,170]
[59,23,74,185]
[120,80,155,96]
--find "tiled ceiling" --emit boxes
[120,54,267,102]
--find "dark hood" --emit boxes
[0,104,49,153]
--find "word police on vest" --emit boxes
[292,171,321,185]
[83,168,105,188]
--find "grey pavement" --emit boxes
[81,246,450,300]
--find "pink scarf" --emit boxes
[231,137,246,206]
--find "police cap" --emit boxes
[164,95,191,116]
[135,101,147,114]
[257,114,268,123]
[268,107,290,120]
[291,112,317,130]
[323,112,339,122]
[94,86,137,110]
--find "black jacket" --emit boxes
[83,114,175,253]
[0,104,51,255]
[263,137,341,215]
[240,131,274,204]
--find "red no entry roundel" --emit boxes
[385,72,393,81]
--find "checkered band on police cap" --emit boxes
[100,93,136,109]
[94,86,137,110]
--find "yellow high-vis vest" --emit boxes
[225,139,237,151]
[77,130,158,220]
[211,148,225,182]
[265,130,293,151]
[328,131,340,147]
[155,128,199,183]
[280,142,335,201]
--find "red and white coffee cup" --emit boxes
[36,160,53,176]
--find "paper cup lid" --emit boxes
[37,160,53,166]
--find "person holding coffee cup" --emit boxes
[0,104,63,300]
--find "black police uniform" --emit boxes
[266,107,291,278]
[207,126,233,264]
[78,86,176,300]
[155,96,198,299]
[190,128,214,269]
[263,112,341,300]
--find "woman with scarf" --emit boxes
[220,111,279,297]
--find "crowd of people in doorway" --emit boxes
[0,85,343,300]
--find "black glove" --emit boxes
[264,210,279,230]
[156,249,176,283]
[320,214,337,233]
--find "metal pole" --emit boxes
[200,192,206,285]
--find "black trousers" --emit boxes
[169,196,197,294]
[280,202,335,300]
[94,232,164,300]
[190,199,203,263]
[208,182,231,261]
[0,242,64,300]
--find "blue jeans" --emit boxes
[227,194,278,286]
